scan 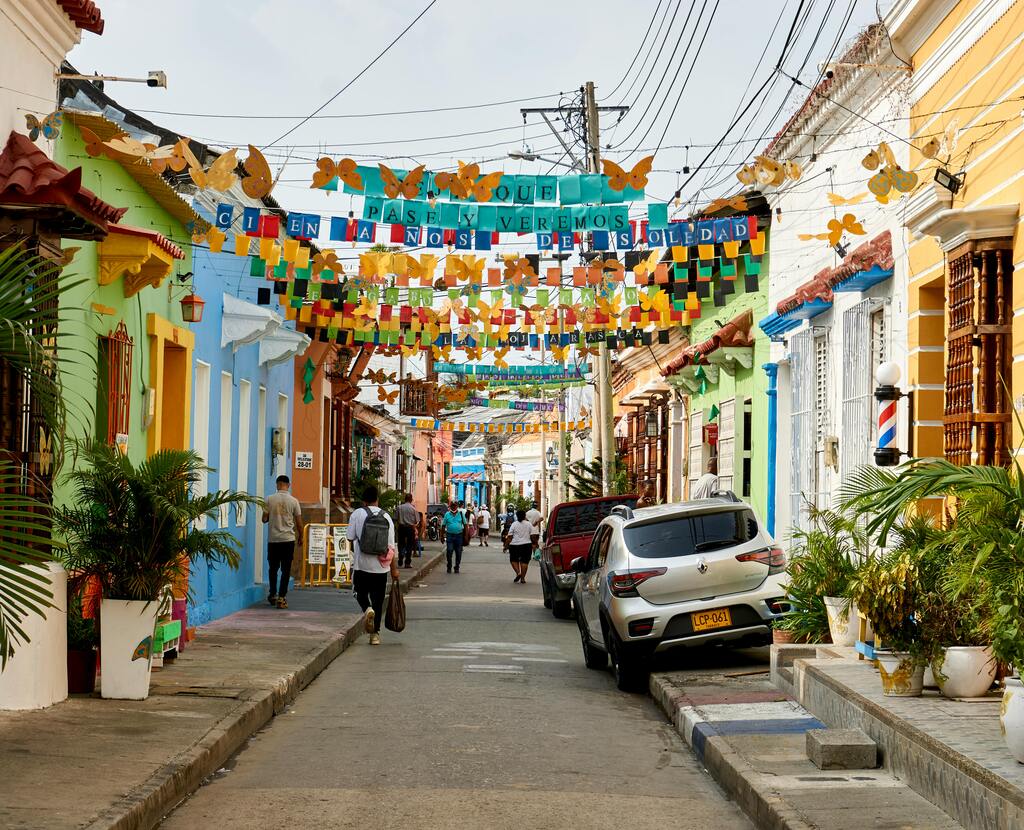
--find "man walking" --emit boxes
[346,485,398,645]
[442,500,466,574]
[396,493,418,569]
[476,503,491,546]
[262,475,303,609]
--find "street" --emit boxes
[160,546,753,829]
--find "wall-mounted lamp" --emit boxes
[645,409,660,438]
[179,292,206,323]
[56,70,167,88]
[934,167,965,195]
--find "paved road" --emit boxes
[161,546,753,830]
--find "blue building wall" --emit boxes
[187,227,295,625]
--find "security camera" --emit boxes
[147,71,167,88]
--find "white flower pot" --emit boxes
[0,562,68,710]
[823,596,858,647]
[1001,677,1024,763]
[876,650,925,697]
[933,646,996,699]
[100,599,158,700]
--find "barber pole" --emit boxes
[873,361,903,467]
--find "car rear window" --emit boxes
[552,499,638,537]
[624,510,759,559]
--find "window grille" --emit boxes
[100,321,133,446]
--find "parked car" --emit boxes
[540,494,637,619]
[571,495,788,691]
[427,503,449,520]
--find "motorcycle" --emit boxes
[427,514,441,541]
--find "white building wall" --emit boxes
[764,46,911,528]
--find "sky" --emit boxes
[65,0,893,425]
[68,0,892,219]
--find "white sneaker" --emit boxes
[369,632,381,645]
[364,608,375,633]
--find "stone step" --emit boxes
[806,727,878,770]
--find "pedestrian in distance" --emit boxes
[346,485,399,645]
[501,505,516,551]
[443,500,466,573]
[396,492,418,569]
[690,458,720,500]
[476,503,491,546]
[262,474,303,609]
[415,510,425,557]
[525,500,544,562]
[464,501,477,544]
[507,509,538,584]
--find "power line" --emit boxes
[263,0,439,149]
[600,0,667,102]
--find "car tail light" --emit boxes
[628,618,655,637]
[735,548,786,574]
[548,543,561,566]
[609,568,666,597]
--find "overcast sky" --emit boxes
[69,0,890,222]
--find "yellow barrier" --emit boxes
[300,523,352,588]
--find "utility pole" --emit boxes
[522,85,627,496]
[583,81,617,496]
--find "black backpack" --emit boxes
[359,507,390,556]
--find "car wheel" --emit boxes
[540,570,553,609]
[552,596,573,619]
[578,619,607,670]
[607,631,648,693]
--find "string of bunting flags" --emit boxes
[408,418,592,433]
[465,397,558,411]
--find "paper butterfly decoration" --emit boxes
[378,386,399,404]
[311,157,363,190]
[862,142,896,171]
[312,250,342,276]
[434,161,503,201]
[132,636,153,662]
[241,145,274,199]
[736,155,801,187]
[183,143,239,192]
[798,213,866,246]
[502,255,536,284]
[868,166,917,199]
[826,191,868,207]
[192,226,226,252]
[432,344,452,361]
[463,345,483,361]
[493,345,510,368]
[550,343,569,363]
[25,110,62,141]
[366,368,397,385]
[400,341,419,358]
[919,118,960,161]
[704,195,748,214]
[632,249,662,278]
[379,163,425,199]
[601,155,654,191]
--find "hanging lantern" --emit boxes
[645,408,660,438]
[180,292,206,323]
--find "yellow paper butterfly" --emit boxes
[452,255,486,282]
[826,191,868,207]
[312,250,342,277]
[25,111,62,141]
[633,249,662,279]
[311,156,363,190]
[401,341,420,358]
[919,119,959,161]
[379,163,425,199]
[868,166,918,199]
[149,139,190,175]
[432,344,452,361]
[184,144,239,192]
[241,145,274,199]
[640,288,668,314]
[378,386,399,404]
[826,213,866,246]
[493,346,510,369]
[861,142,896,171]
[602,155,654,191]
[704,195,748,214]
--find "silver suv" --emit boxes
[570,495,788,690]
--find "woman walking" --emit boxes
[506,509,538,584]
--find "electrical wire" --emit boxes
[600,0,667,102]
[263,0,439,149]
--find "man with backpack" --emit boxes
[442,500,466,574]
[345,486,398,645]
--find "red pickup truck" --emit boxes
[539,494,637,619]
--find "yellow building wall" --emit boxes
[906,0,1024,459]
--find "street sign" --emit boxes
[307,525,328,564]
[295,451,314,470]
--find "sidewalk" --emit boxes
[0,544,444,830]
[650,652,965,830]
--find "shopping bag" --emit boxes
[385,577,406,632]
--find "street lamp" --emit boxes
[546,445,556,467]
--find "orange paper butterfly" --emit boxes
[379,163,425,199]
[311,157,363,190]
[602,155,654,191]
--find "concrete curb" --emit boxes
[650,673,815,830]
[83,553,443,830]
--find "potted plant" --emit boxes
[57,441,258,700]
[850,549,925,696]
[66,591,98,694]
[779,508,862,646]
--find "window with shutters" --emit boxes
[841,299,888,483]
[718,398,735,493]
[741,398,752,498]
[789,330,815,530]
[97,322,133,447]
[688,408,704,495]
[814,335,829,443]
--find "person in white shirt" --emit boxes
[690,459,720,500]
[476,505,491,547]
[345,486,398,645]
[507,509,539,584]
[525,501,543,532]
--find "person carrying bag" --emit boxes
[385,576,406,632]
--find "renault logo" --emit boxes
[697,557,708,574]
